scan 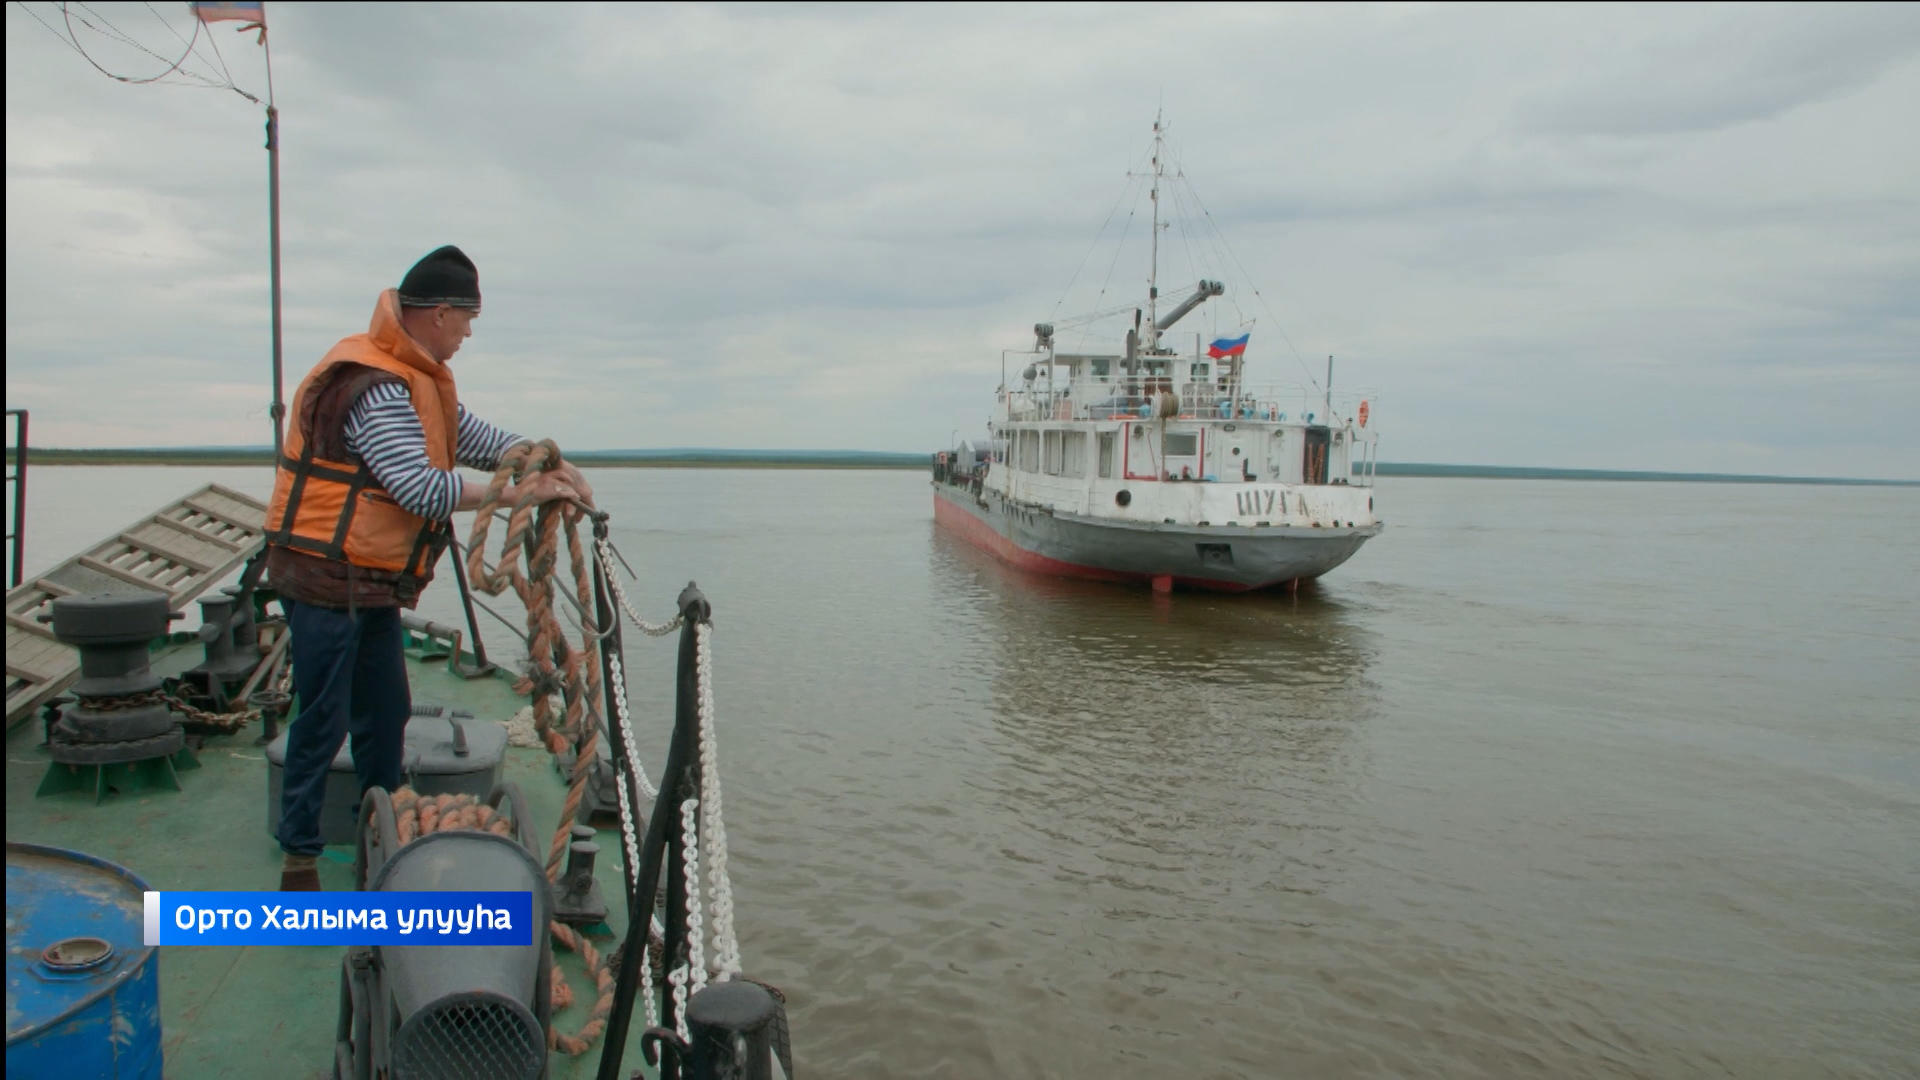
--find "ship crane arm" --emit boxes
[1153,280,1225,332]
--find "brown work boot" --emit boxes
[280,853,321,891]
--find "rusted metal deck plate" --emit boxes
[3,484,267,729]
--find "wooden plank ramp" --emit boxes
[4,484,268,729]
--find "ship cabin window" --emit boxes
[1064,431,1086,477]
[1097,432,1116,478]
[1162,431,1201,479]
[1042,431,1088,477]
[1016,429,1041,472]
[1190,363,1209,380]
[1089,358,1111,379]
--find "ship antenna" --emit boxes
[1147,111,1165,353]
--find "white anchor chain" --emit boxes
[589,538,746,1027]
[601,633,668,1028]
[604,648,659,804]
[695,624,742,980]
[595,537,682,638]
[592,535,677,1026]
[639,922,657,1030]
[683,798,708,1005]
[670,796,705,1042]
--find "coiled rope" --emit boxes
[460,440,742,1057]
[465,439,604,880]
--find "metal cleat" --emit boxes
[552,824,611,929]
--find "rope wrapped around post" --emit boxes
[462,440,619,1055]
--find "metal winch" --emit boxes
[334,783,554,1080]
[36,592,197,802]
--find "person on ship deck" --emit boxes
[262,245,591,891]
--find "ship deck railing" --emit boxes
[999,383,1378,429]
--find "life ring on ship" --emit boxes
[1358,400,1370,427]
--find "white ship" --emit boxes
[933,120,1382,592]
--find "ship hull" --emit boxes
[933,482,1379,592]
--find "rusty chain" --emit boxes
[78,689,260,733]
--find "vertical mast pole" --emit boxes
[264,35,285,458]
[267,107,285,457]
[1147,113,1162,353]
[1326,355,1333,423]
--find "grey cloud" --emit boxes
[1518,3,1920,136]
[6,1,1918,477]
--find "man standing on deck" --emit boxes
[263,245,591,891]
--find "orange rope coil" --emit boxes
[457,441,623,1055]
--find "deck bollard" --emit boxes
[553,824,610,927]
[249,688,291,746]
[682,980,780,1080]
[185,584,263,709]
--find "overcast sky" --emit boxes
[6,2,1917,477]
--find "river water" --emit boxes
[18,467,1920,1077]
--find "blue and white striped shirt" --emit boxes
[342,382,525,520]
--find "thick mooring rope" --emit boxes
[385,788,613,1053]
[461,440,619,1055]
[466,440,605,880]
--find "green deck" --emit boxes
[6,635,648,1080]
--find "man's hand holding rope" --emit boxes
[457,452,593,520]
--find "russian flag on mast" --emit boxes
[191,1,266,41]
[1207,333,1250,360]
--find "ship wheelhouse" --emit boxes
[981,330,1380,531]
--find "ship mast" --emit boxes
[1147,112,1164,353]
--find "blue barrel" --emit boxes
[5,842,162,1080]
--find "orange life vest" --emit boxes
[264,289,460,578]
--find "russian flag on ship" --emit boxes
[191,1,264,21]
[1207,333,1250,360]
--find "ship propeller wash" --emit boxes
[933,118,1383,592]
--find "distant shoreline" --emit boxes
[5,448,1914,486]
[1365,463,1917,487]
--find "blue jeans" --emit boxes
[276,600,411,856]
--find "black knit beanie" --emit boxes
[397,245,481,310]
